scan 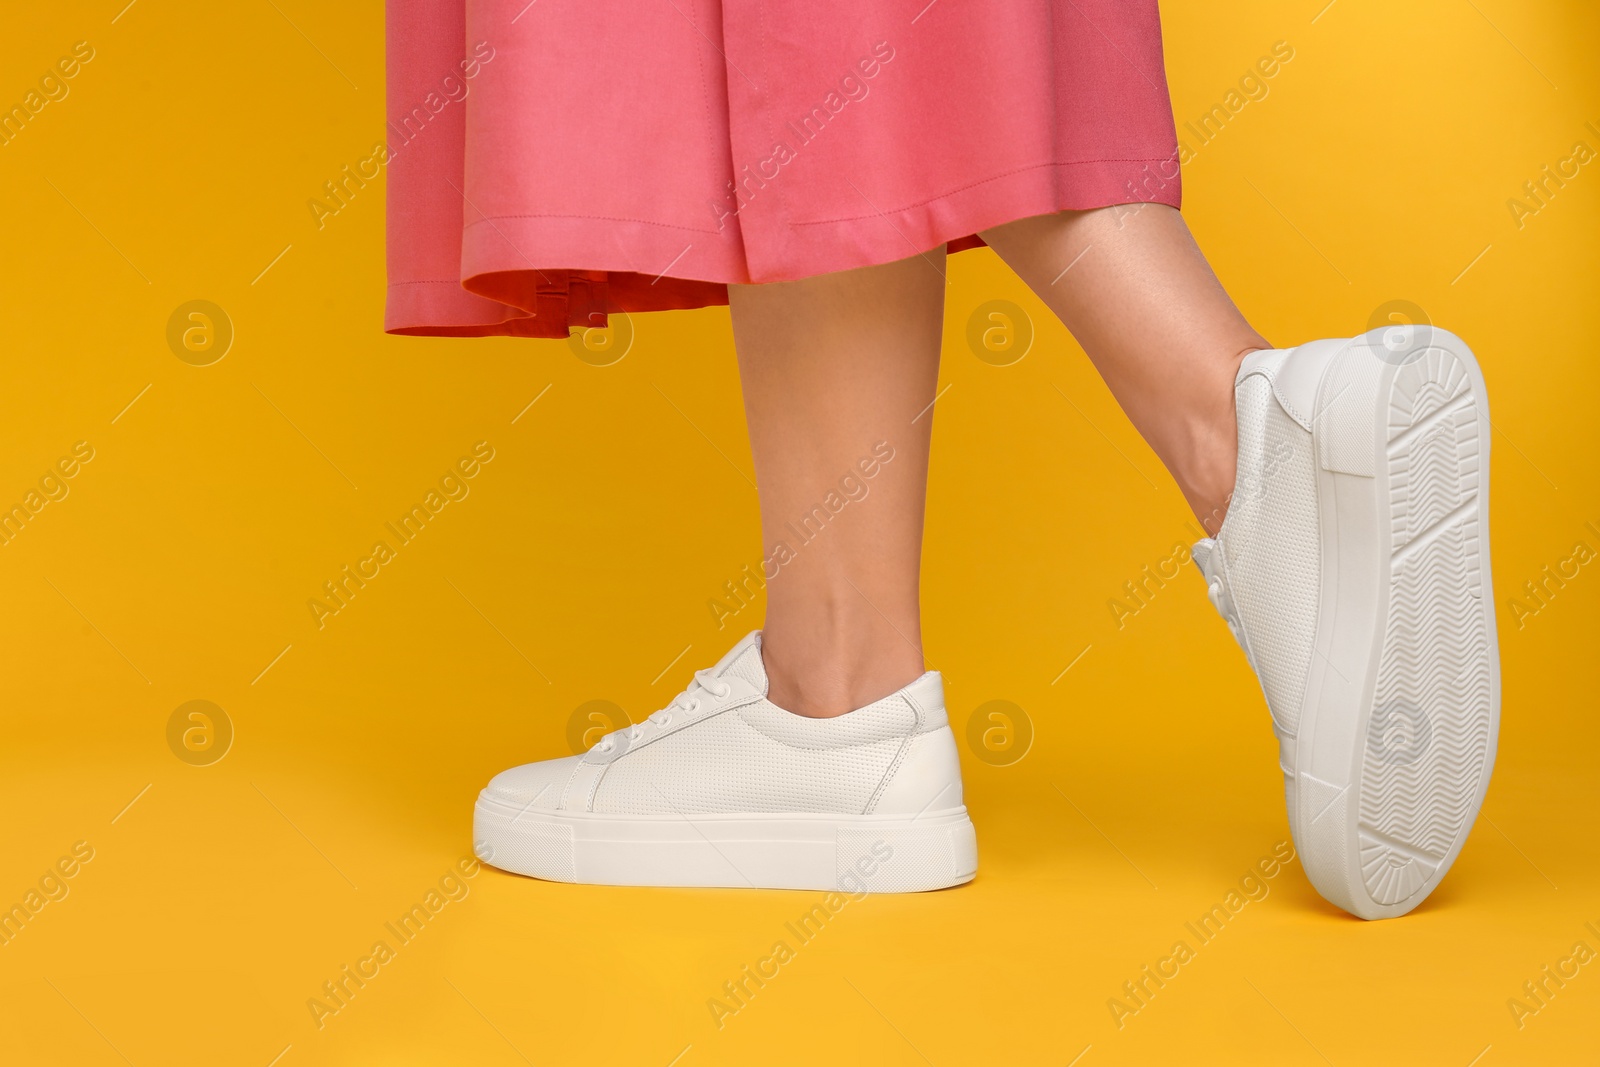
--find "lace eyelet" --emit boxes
[687,699,701,714]
[659,714,673,728]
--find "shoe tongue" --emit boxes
[712,631,769,694]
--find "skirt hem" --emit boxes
[384,159,1181,340]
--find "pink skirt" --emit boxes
[384,0,1182,338]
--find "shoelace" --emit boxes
[1194,541,1247,654]
[592,668,733,753]
[1205,574,1246,650]
[1205,565,1277,735]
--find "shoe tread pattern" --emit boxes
[1358,346,1494,906]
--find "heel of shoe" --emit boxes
[840,813,978,892]
[871,724,966,816]
[854,724,976,890]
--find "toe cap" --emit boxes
[485,755,582,809]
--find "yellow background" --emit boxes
[2,1,1597,1064]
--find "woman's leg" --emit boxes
[473,249,975,890]
[980,205,1269,533]
[729,250,946,719]
[987,205,1502,921]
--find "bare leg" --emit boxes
[980,205,1269,533]
[729,250,946,718]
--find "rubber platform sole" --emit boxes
[1292,329,1500,920]
[474,791,979,892]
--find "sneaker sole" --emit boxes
[1291,328,1500,919]
[473,791,979,892]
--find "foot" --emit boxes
[472,632,978,891]
[1192,326,1499,919]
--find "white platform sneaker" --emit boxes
[473,632,978,891]
[1194,326,1500,919]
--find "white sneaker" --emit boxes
[1194,326,1500,920]
[473,632,978,891]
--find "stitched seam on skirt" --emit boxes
[464,213,722,236]
[789,157,1180,227]
[689,0,720,205]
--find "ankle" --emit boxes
[760,622,924,718]
[1183,422,1240,535]
[1181,342,1266,535]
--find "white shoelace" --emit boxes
[592,668,733,753]
[1205,574,1244,648]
